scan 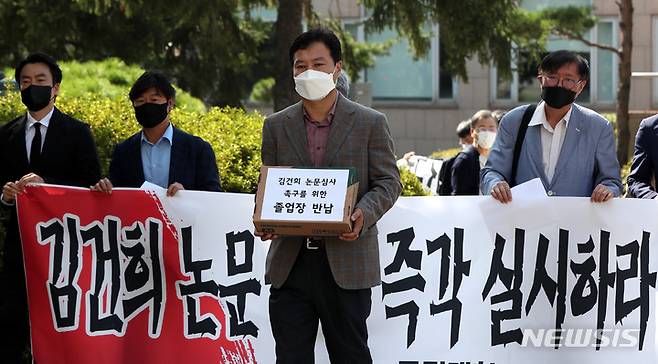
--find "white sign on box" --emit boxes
[259,167,350,221]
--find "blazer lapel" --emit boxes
[283,102,313,166]
[550,106,582,187]
[10,115,29,171]
[168,127,182,185]
[525,125,550,186]
[322,94,357,166]
[129,134,145,184]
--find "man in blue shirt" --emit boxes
[92,71,221,194]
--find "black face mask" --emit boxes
[21,85,53,112]
[541,86,577,109]
[134,102,168,128]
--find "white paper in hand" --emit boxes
[509,178,547,201]
[140,181,166,193]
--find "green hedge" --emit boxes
[4,58,206,113]
[0,91,264,193]
[429,147,461,160]
[400,167,430,196]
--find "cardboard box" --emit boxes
[253,166,359,236]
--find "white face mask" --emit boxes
[476,131,497,149]
[294,69,336,101]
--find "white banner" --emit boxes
[19,186,658,363]
[159,190,658,363]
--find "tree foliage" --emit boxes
[271,0,303,111]
[399,167,430,196]
[0,0,271,106]
[323,18,393,82]
[361,0,549,80]
[359,2,603,82]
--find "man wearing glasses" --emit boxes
[481,50,622,202]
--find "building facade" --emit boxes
[256,0,658,156]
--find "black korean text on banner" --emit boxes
[37,214,165,338]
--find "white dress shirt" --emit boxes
[478,155,487,169]
[25,108,54,162]
[528,101,572,183]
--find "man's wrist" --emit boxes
[0,193,15,206]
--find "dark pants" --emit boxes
[0,225,32,363]
[269,243,372,363]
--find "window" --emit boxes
[366,28,433,101]
[522,0,591,11]
[362,25,456,102]
[596,20,616,103]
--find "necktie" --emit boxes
[29,122,42,171]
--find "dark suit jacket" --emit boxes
[261,93,402,290]
[628,114,658,198]
[108,126,221,192]
[0,107,101,188]
[0,107,101,275]
[451,145,480,195]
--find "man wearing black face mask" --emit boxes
[0,52,101,361]
[91,71,221,195]
[481,50,622,202]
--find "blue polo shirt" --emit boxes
[140,123,173,188]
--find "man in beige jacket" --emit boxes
[257,28,401,363]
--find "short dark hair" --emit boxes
[470,109,494,129]
[538,50,590,81]
[289,28,342,65]
[15,52,63,84]
[456,120,471,138]
[129,71,176,101]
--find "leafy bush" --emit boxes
[0,91,264,193]
[249,77,275,103]
[429,147,461,160]
[621,162,631,196]
[5,59,206,113]
[173,107,264,193]
[1,56,261,191]
[400,166,430,196]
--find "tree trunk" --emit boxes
[272,0,303,111]
[615,0,633,166]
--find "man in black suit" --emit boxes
[92,71,221,195]
[0,52,101,361]
[627,114,658,198]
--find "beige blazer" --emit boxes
[260,93,401,290]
